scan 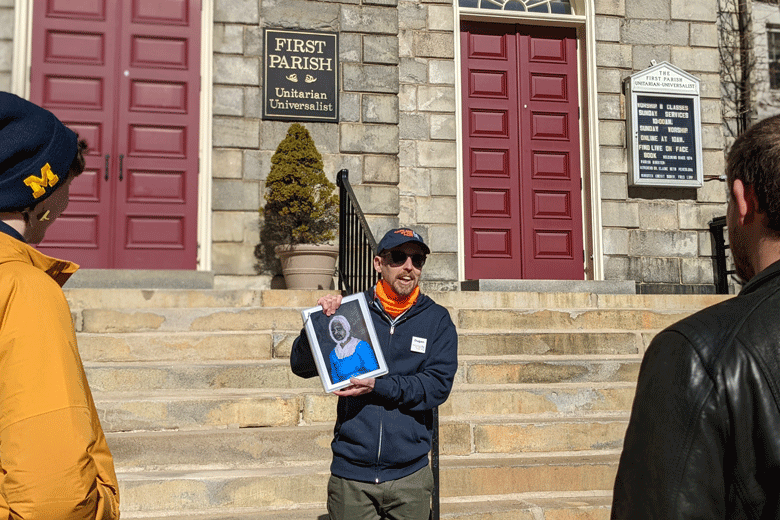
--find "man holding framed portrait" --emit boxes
[290,227,458,520]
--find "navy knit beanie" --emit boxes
[0,92,77,212]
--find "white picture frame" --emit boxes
[300,292,388,393]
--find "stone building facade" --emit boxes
[2,0,731,293]
[753,0,780,122]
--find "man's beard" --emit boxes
[729,227,755,283]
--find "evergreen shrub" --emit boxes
[256,123,338,271]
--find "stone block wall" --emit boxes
[0,0,13,92]
[3,0,733,292]
[752,1,780,122]
[216,0,732,291]
[212,0,459,286]
[398,0,458,288]
[597,0,730,293]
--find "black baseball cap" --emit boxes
[376,228,430,255]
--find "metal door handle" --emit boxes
[105,154,110,181]
[119,154,124,181]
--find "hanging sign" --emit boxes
[263,28,339,123]
[625,62,703,188]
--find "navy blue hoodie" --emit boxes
[290,289,458,483]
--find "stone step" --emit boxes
[106,413,628,470]
[77,305,704,335]
[458,331,645,356]
[455,308,695,332]
[95,389,308,431]
[116,454,618,515]
[439,493,612,520]
[118,507,329,520]
[64,288,325,310]
[84,360,320,392]
[84,356,640,392]
[76,329,647,364]
[444,414,628,456]
[78,307,305,334]
[94,383,635,432]
[63,287,727,312]
[117,493,612,519]
[77,331,285,363]
[441,383,636,417]
[76,329,648,363]
[458,356,640,385]
[117,464,330,514]
[439,452,619,498]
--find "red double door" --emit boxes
[30,0,201,269]
[461,22,584,280]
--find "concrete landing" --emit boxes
[461,279,637,294]
[66,269,215,289]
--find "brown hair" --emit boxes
[69,138,88,178]
[726,114,780,233]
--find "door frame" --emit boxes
[454,1,603,281]
[11,0,214,271]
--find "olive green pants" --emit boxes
[327,465,433,520]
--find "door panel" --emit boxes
[518,26,583,280]
[461,23,522,278]
[31,0,200,269]
[462,22,584,280]
[31,0,117,266]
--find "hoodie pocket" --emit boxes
[379,409,429,467]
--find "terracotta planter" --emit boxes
[275,244,339,290]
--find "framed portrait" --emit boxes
[301,292,388,393]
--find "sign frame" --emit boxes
[263,28,339,123]
[300,292,388,393]
[625,61,703,188]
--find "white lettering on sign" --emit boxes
[268,55,333,71]
[274,38,328,54]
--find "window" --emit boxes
[769,26,780,90]
[458,0,572,14]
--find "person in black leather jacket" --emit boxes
[612,114,780,519]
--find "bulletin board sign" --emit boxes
[263,28,339,123]
[625,62,703,188]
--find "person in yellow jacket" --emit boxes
[0,92,119,519]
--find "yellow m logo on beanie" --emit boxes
[24,163,60,199]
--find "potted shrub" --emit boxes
[259,123,339,289]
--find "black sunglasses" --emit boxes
[382,250,426,269]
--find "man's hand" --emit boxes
[334,377,375,397]
[317,294,343,316]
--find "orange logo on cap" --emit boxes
[24,163,59,199]
[395,229,414,237]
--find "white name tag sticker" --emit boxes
[410,336,427,354]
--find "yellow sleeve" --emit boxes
[0,269,119,519]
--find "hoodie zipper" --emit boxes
[370,294,421,483]
[375,418,383,483]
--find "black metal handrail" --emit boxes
[337,169,380,294]
[709,216,736,294]
[335,168,440,520]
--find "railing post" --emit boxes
[431,406,440,520]
[338,169,348,293]
[708,216,730,294]
[336,168,378,294]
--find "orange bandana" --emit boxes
[375,279,419,318]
